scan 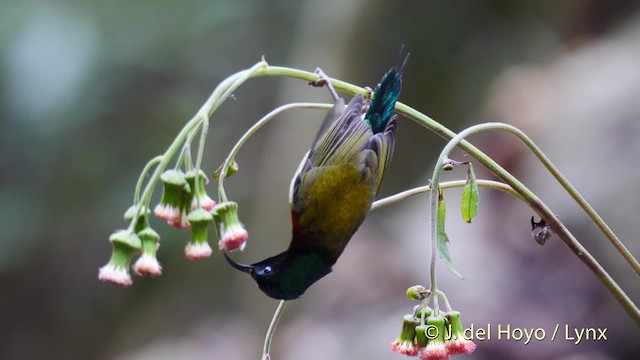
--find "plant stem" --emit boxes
[133,61,268,226]
[263,300,287,360]
[371,180,522,210]
[430,122,640,326]
[217,102,333,202]
[498,123,640,277]
[133,155,163,205]
[193,118,209,208]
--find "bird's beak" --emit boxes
[223,252,254,274]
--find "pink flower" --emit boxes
[154,169,192,228]
[133,254,162,277]
[98,230,141,287]
[390,314,420,357]
[185,241,213,260]
[214,202,248,252]
[186,170,216,212]
[99,264,133,287]
[420,342,449,360]
[444,311,476,355]
[390,339,418,357]
[168,212,191,229]
[445,338,476,355]
[218,223,248,251]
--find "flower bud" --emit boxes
[214,201,248,251]
[407,285,428,301]
[213,160,239,181]
[154,169,191,228]
[133,227,162,277]
[124,205,151,233]
[444,311,476,355]
[420,316,449,360]
[98,230,142,287]
[415,306,433,321]
[185,208,214,260]
[390,314,420,357]
[185,170,216,212]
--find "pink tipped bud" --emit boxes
[185,241,213,260]
[168,212,191,229]
[133,227,162,277]
[99,264,133,287]
[186,170,216,212]
[420,343,449,360]
[155,169,193,228]
[133,254,163,277]
[390,314,420,357]
[185,208,214,260]
[444,311,476,355]
[213,202,248,251]
[419,315,450,360]
[98,230,141,286]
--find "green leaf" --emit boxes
[436,187,463,278]
[461,163,479,223]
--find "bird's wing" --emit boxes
[290,94,369,213]
[366,114,396,192]
[287,94,395,261]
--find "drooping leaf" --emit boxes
[436,187,463,278]
[461,163,479,223]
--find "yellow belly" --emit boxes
[298,163,374,253]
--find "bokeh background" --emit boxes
[1,0,640,359]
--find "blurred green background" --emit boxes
[2,1,640,359]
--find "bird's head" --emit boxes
[223,251,332,300]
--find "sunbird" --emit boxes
[225,56,408,300]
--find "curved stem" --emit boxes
[217,102,333,202]
[133,156,163,205]
[436,290,453,313]
[262,300,287,360]
[430,122,640,326]
[134,61,268,224]
[496,123,639,277]
[371,180,522,211]
[193,118,209,208]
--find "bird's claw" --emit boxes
[310,68,340,101]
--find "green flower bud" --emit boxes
[420,315,449,359]
[415,324,430,347]
[133,227,162,277]
[213,160,239,181]
[426,315,447,344]
[98,230,142,287]
[154,169,191,228]
[185,208,214,260]
[185,170,216,212]
[445,311,476,354]
[124,205,151,233]
[406,285,428,301]
[390,314,420,356]
[414,306,433,321]
[215,201,248,251]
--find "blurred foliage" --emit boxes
[1,0,639,359]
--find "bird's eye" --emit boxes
[263,266,272,274]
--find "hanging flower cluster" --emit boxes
[390,286,476,359]
[98,111,249,286]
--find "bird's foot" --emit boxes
[362,86,374,113]
[309,68,340,101]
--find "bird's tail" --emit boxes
[364,49,410,134]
